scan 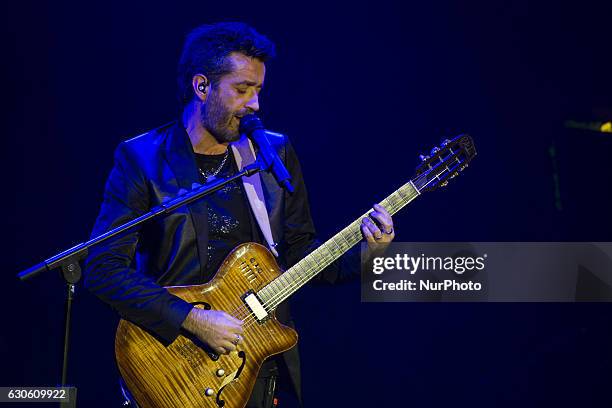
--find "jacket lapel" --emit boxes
[162,122,210,274]
[231,136,279,256]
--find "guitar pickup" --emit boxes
[242,290,269,323]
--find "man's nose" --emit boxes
[245,93,259,112]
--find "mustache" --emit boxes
[234,109,255,119]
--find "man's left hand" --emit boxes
[361,203,395,253]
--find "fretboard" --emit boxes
[257,180,421,310]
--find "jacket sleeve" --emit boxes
[281,138,360,284]
[84,142,193,346]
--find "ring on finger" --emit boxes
[232,334,241,346]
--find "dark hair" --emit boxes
[177,22,276,106]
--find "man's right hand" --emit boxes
[181,307,243,355]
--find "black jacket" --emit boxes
[85,121,358,399]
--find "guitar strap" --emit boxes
[231,136,279,257]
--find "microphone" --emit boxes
[239,114,295,193]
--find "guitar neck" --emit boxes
[258,180,421,309]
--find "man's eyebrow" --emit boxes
[235,80,262,88]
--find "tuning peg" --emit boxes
[449,171,459,179]
[460,163,469,171]
[430,146,441,156]
[419,154,430,162]
[439,180,449,187]
[441,139,451,147]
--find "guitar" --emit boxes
[115,134,477,407]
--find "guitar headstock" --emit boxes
[413,134,476,192]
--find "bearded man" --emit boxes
[85,22,395,408]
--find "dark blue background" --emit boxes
[3,0,612,406]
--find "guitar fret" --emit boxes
[331,237,345,253]
[339,231,352,247]
[270,277,282,299]
[305,257,317,271]
[395,187,410,202]
[323,245,335,261]
[288,264,305,285]
[282,270,297,295]
[320,245,336,265]
[391,194,404,209]
[281,271,297,294]
[380,199,394,213]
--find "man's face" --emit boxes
[201,52,265,143]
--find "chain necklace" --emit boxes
[198,149,229,181]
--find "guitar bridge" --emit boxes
[241,290,269,323]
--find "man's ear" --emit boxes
[192,74,210,102]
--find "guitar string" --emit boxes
[233,155,457,316]
[234,200,425,332]
[227,183,413,321]
[230,149,462,321]
[226,222,366,323]
[230,161,455,332]
[241,184,416,317]
[234,229,366,331]
[227,154,464,329]
[226,205,380,324]
[225,192,406,320]
[230,189,416,330]
[227,162,453,329]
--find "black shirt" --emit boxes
[194,149,253,280]
[195,149,279,377]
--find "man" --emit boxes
[85,22,395,407]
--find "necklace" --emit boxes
[198,149,229,181]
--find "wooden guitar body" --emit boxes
[115,243,298,408]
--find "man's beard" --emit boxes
[200,90,241,143]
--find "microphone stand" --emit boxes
[16,161,264,407]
